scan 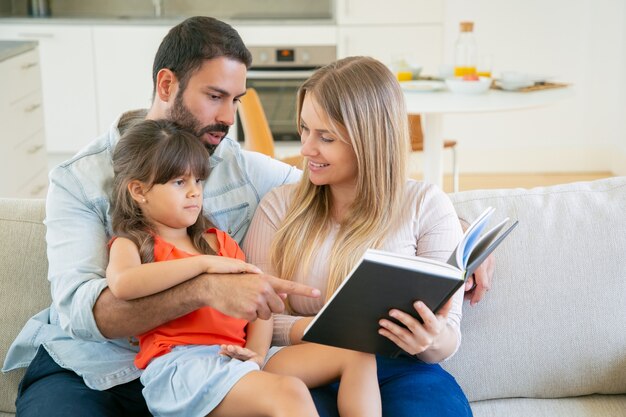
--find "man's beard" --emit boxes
[169,93,230,155]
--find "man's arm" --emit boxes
[240,149,302,197]
[45,169,115,341]
[95,271,319,339]
[94,280,202,338]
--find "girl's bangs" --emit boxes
[152,135,210,184]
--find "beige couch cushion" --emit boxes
[471,395,626,417]
[0,199,49,414]
[444,177,626,402]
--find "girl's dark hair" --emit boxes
[111,119,214,263]
[152,16,252,96]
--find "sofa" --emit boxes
[1,177,625,416]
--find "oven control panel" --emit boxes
[249,45,336,69]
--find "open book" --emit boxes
[301,207,518,357]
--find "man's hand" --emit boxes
[202,273,320,321]
[94,272,320,339]
[464,253,495,306]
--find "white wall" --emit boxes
[439,0,625,174]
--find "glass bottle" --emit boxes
[454,21,477,77]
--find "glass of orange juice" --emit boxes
[391,54,419,81]
[454,66,477,77]
[477,54,493,78]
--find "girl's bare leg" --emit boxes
[264,344,381,417]
[209,370,319,417]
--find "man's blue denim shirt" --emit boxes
[1,112,301,390]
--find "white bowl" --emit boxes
[498,80,534,91]
[445,77,492,94]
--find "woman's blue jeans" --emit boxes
[310,354,472,417]
[18,348,471,416]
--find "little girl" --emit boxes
[107,119,381,417]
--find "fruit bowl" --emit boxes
[445,76,492,94]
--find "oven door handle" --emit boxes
[247,70,317,79]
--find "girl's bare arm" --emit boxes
[106,237,260,300]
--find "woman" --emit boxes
[107,119,381,417]
[243,56,472,417]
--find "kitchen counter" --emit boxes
[0,16,335,26]
[0,38,48,199]
[0,40,37,62]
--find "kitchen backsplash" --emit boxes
[3,0,333,20]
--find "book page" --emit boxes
[448,207,495,269]
[365,249,460,276]
[466,217,509,266]
[465,220,519,278]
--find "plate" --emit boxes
[445,77,492,94]
[400,80,446,92]
[528,74,554,83]
[494,80,533,91]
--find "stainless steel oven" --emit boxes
[238,45,336,142]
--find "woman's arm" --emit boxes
[379,184,465,361]
[414,298,459,363]
[288,316,314,345]
[106,237,261,300]
[243,186,305,346]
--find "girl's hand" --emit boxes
[219,344,264,367]
[203,255,262,275]
[378,298,453,356]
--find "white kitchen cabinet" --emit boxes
[338,25,443,73]
[336,0,444,73]
[0,24,98,154]
[92,25,170,131]
[236,25,337,46]
[0,46,48,198]
[336,0,443,25]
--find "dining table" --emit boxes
[403,84,573,188]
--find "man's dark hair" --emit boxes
[152,16,252,96]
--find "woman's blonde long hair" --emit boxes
[111,119,214,263]
[271,56,409,299]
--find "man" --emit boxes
[3,16,493,416]
[3,17,318,417]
